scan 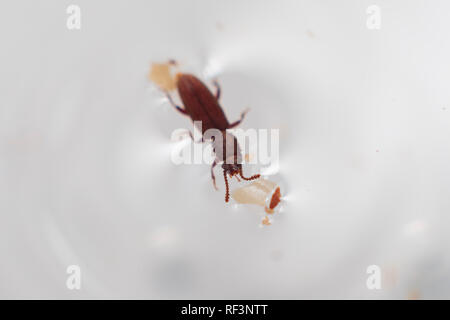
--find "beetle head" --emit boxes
[222,162,242,176]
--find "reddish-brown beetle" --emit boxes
[166,73,260,202]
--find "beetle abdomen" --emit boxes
[176,73,230,133]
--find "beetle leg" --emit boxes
[166,92,188,115]
[213,80,221,100]
[211,160,218,190]
[228,108,250,128]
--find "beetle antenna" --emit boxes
[239,169,260,181]
[223,170,230,202]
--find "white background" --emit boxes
[1,0,450,299]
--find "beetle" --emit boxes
[165,72,260,202]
